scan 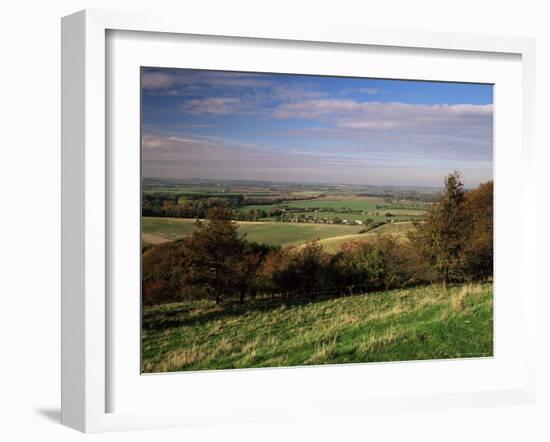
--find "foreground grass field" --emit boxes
[142,282,493,373]
[142,216,363,247]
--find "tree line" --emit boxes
[142,193,319,219]
[142,172,493,306]
[142,194,242,218]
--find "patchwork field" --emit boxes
[238,195,428,224]
[142,282,493,372]
[142,216,364,248]
[142,217,418,251]
[243,195,385,211]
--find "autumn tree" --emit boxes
[256,249,291,298]
[410,171,470,288]
[182,207,245,304]
[142,239,191,305]
[463,181,493,281]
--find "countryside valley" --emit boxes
[141,173,493,372]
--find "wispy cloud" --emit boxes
[274,98,492,124]
[142,69,328,105]
[180,97,245,115]
[141,72,179,90]
[141,70,273,96]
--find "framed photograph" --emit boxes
[139,67,495,373]
[61,9,537,432]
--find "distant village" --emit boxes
[283,216,397,225]
[270,208,399,226]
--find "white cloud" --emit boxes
[270,99,493,163]
[141,70,273,95]
[141,72,179,90]
[180,97,244,115]
[273,100,492,156]
[274,99,362,119]
[274,99,493,123]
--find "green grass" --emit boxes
[142,217,198,240]
[142,282,493,373]
[234,222,362,247]
[142,216,363,247]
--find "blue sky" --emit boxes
[141,67,493,187]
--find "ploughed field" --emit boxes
[142,216,416,250]
[141,282,493,373]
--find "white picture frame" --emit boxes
[61,9,537,433]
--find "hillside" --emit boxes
[311,221,416,253]
[142,282,493,373]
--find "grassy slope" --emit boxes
[315,222,416,253]
[142,216,362,247]
[142,283,493,373]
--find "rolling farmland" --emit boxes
[142,216,418,251]
[143,217,364,248]
[238,195,428,223]
[141,182,430,252]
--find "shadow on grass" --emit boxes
[141,280,466,333]
[142,288,392,332]
[142,273,481,334]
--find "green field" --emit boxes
[142,282,493,372]
[142,216,364,248]
[282,196,384,210]
[142,217,198,241]
[240,196,386,213]
[239,196,427,224]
